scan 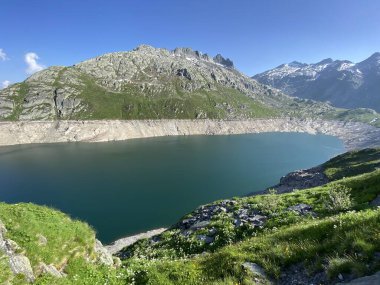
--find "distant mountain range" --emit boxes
[253,52,380,112]
[0,45,379,127]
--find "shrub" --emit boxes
[324,185,353,212]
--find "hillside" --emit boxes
[2,45,378,126]
[1,149,380,284]
[253,53,380,113]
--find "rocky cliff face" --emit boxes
[253,53,380,112]
[0,45,334,121]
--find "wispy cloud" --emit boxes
[0,49,7,61]
[25,52,45,74]
[1,80,11,89]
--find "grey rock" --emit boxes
[8,255,35,282]
[38,262,64,278]
[94,239,114,266]
[0,219,35,282]
[336,271,380,285]
[269,167,329,194]
[196,235,214,244]
[287,204,314,215]
[213,54,234,68]
[370,195,380,207]
[242,262,267,278]
[37,234,47,246]
[190,220,210,230]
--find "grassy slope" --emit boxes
[77,75,279,120]
[0,203,128,285]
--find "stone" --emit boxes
[287,204,313,215]
[196,235,214,244]
[94,239,114,266]
[190,220,210,230]
[370,195,380,207]
[0,219,35,282]
[8,255,35,282]
[337,271,380,285]
[38,262,64,278]
[242,262,267,278]
[37,234,47,246]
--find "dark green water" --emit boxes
[0,133,344,243]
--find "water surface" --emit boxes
[0,133,344,243]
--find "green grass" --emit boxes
[0,203,95,268]
[326,108,380,128]
[0,203,130,284]
[323,148,380,180]
[75,75,279,120]
[121,209,380,284]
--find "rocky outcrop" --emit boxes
[106,228,166,255]
[0,118,379,150]
[94,239,114,266]
[0,220,35,283]
[268,166,329,194]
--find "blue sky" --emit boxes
[1,0,380,87]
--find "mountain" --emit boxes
[253,52,380,112]
[0,45,338,121]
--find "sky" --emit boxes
[1,0,380,87]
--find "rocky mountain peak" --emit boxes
[172,47,233,68]
[357,52,380,69]
[288,61,307,68]
[253,52,380,112]
[315,58,333,65]
[213,54,234,68]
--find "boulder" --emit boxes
[242,262,267,278]
[8,255,35,283]
[37,262,64,278]
[336,271,380,285]
[94,239,114,266]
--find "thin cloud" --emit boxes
[1,80,11,89]
[25,52,45,74]
[0,49,7,61]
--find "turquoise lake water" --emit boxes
[0,132,344,243]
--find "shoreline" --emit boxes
[0,118,380,150]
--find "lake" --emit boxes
[0,132,344,243]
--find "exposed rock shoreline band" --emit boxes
[1,118,380,150]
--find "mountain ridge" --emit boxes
[253,52,380,112]
[0,45,339,122]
